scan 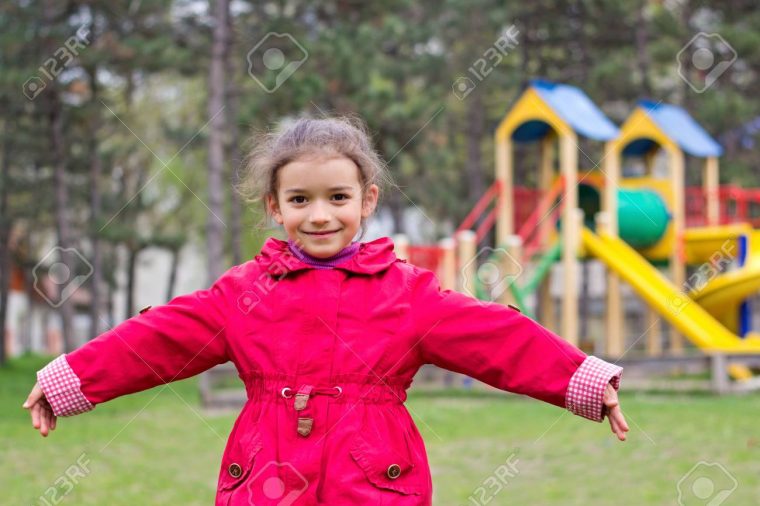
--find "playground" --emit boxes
[398,79,760,394]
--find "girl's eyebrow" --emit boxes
[284,185,354,194]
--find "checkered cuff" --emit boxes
[37,354,95,417]
[565,356,622,422]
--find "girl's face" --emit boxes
[267,153,378,258]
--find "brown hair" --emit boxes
[237,115,387,240]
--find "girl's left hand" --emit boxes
[23,382,57,437]
[603,382,629,441]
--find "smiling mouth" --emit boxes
[305,230,340,236]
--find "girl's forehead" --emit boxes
[278,154,362,190]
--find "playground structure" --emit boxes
[396,79,760,392]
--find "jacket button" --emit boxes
[386,463,402,479]
[228,463,242,478]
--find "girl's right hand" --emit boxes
[23,383,57,437]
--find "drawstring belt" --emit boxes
[281,385,342,437]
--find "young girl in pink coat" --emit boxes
[24,116,628,505]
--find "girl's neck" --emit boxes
[287,238,360,269]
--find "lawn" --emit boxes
[3,354,758,505]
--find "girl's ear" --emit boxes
[267,194,284,225]
[361,184,379,218]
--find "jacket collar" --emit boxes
[255,236,399,276]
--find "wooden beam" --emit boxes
[560,133,579,345]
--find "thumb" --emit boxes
[23,383,44,409]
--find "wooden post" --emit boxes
[393,233,410,260]
[596,212,623,357]
[640,148,662,357]
[497,235,522,306]
[602,143,624,358]
[495,136,514,247]
[704,156,719,226]
[646,309,662,357]
[538,134,556,331]
[438,237,456,291]
[669,148,686,353]
[710,354,729,394]
[456,230,477,295]
[560,133,579,346]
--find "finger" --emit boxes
[40,408,49,437]
[611,407,630,432]
[603,387,619,407]
[608,412,620,434]
[23,384,43,409]
[31,403,41,429]
[50,414,57,431]
[609,407,628,440]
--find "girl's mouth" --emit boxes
[305,229,340,237]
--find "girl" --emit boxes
[24,116,628,505]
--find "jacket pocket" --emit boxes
[218,425,264,493]
[349,428,422,496]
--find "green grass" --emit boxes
[3,354,759,505]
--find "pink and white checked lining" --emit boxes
[565,356,623,422]
[37,354,94,417]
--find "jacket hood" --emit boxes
[255,236,400,276]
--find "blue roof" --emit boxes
[622,100,723,157]
[512,79,619,142]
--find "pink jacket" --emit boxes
[38,236,622,505]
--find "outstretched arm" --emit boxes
[24,267,240,435]
[410,268,626,437]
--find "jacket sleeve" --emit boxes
[37,268,238,417]
[410,268,622,422]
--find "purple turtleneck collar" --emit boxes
[287,238,361,269]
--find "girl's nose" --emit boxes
[309,202,331,224]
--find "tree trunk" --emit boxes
[166,248,179,301]
[48,89,76,352]
[125,245,138,318]
[206,0,230,283]
[466,87,485,248]
[635,4,652,96]
[0,121,10,364]
[87,64,105,340]
[226,10,243,265]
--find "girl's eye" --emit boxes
[289,194,350,204]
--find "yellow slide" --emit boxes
[581,227,760,353]
[685,226,760,330]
